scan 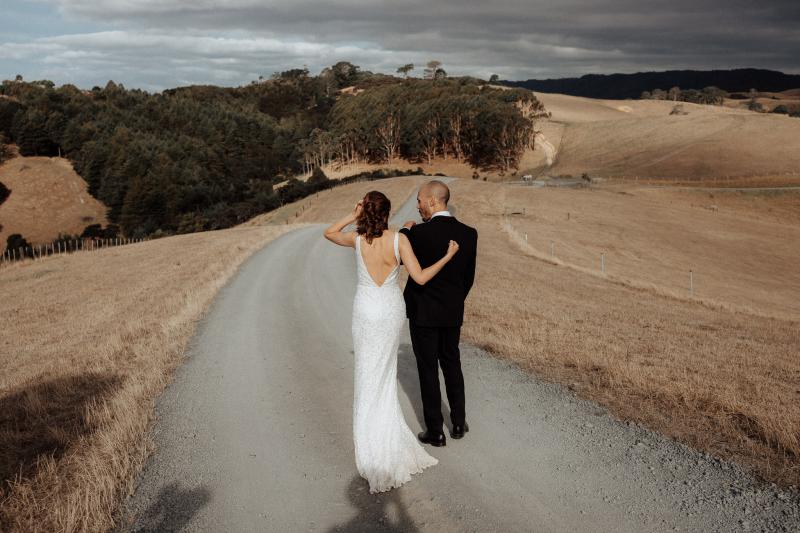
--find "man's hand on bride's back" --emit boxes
[446,240,459,259]
[403,221,416,229]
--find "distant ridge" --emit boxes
[502,68,800,99]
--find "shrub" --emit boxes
[307,166,329,184]
[0,181,9,205]
[670,104,688,115]
[0,132,11,163]
[80,224,120,239]
[5,233,31,257]
[772,105,789,115]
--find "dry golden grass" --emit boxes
[603,174,800,188]
[448,179,800,487]
[529,92,800,182]
[664,187,800,225]
[0,151,108,246]
[723,89,800,113]
[0,224,297,532]
[499,185,800,320]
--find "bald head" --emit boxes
[416,180,450,221]
[425,180,450,205]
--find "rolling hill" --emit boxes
[521,92,800,182]
[0,149,108,246]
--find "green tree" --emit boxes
[668,86,681,101]
[424,60,442,80]
[397,64,415,78]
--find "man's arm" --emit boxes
[463,228,477,296]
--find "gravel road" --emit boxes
[118,186,799,532]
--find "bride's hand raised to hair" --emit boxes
[351,201,363,220]
[323,201,362,248]
[446,240,459,259]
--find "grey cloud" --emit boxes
[4,0,798,90]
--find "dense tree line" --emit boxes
[0,66,544,240]
[641,86,728,105]
[503,68,800,99]
[309,79,546,172]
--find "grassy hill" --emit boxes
[521,92,800,183]
[0,147,108,246]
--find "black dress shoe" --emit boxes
[418,430,446,447]
[450,422,469,439]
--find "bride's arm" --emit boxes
[323,202,361,248]
[398,233,459,285]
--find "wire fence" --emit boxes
[1,237,150,268]
[503,217,700,298]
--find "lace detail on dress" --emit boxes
[352,232,438,493]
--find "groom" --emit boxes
[400,180,478,447]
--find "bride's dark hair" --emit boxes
[356,191,391,244]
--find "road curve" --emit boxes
[119,187,799,532]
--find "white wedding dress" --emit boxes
[351,231,438,493]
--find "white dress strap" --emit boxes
[393,231,400,264]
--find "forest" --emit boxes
[503,68,800,99]
[0,63,544,241]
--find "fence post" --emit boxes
[601,253,605,273]
[550,241,555,257]
[689,270,694,296]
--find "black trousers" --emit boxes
[409,323,466,432]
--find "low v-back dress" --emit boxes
[351,231,438,493]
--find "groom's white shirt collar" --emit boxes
[430,210,452,219]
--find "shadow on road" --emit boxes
[128,482,211,533]
[397,343,451,433]
[327,476,419,532]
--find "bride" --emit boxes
[324,190,459,493]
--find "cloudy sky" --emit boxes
[1,0,799,91]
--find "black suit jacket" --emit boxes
[400,215,478,327]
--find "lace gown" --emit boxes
[351,231,438,493]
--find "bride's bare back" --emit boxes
[358,231,399,287]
